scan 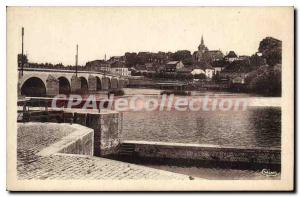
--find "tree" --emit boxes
[249,53,266,68]
[18,54,28,67]
[245,64,281,96]
[171,50,193,65]
[258,37,282,66]
[125,52,138,67]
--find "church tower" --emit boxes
[198,35,208,53]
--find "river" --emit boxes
[121,88,281,149]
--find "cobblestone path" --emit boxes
[17,123,190,180]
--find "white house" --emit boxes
[213,67,222,74]
[111,67,131,76]
[110,61,131,76]
[205,68,215,78]
[191,67,214,79]
[191,68,205,75]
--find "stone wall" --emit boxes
[59,110,121,157]
[23,109,121,157]
[99,112,120,155]
[122,140,281,165]
[17,123,95,157]
[57,124,94,156]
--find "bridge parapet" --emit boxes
[18,70,127,97]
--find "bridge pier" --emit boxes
[111,78,118,90]
[102,77,110,90]
[71,75,81,93]
[118,79,125,89]
[88,75,97,92]
[46,75,59,96]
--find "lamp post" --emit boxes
[21,27,24,77]
[75,44,78,76]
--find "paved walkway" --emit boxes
[17,123,191,180]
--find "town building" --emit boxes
[85,60,111,73]
[205,66,215,79]
[110,61,131,76]
[238,55,250,61]
[211,60,227,74]
[204,50,224,62]
[145,63,158,74]
[193,61,215,79]
[164,61,184,73]
[224,51,239,62]
[193,36,224,63]
[131,64,148,75]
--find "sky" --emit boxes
[7,7,292,66]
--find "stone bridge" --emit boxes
[18,68,128,97]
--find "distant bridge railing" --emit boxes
[18,67,123,78]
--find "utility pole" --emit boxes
[21,27,24,77]
[75,44,78,76]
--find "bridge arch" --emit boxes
[58,76,71,94]
[79,76,89,94]
[21,77,46,97]
[96,76,102,91]
[107,78,111,90]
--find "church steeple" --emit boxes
[198,34,208,52]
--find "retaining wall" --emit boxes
[63,110,121,156]
[22,108,121,157]
[37,123,94,156]
[122,140,281,165]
